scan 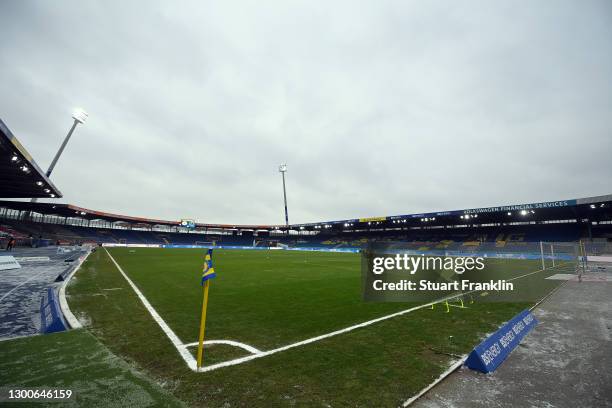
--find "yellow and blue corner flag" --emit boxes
[201,248,216,285]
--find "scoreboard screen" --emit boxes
[180,219,196,229]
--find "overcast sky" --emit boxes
[1,1,611,224]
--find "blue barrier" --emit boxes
[40,288,68,334]
[285,247,360,253]
[162,244,268,250]
[157,244,568,259]
[160,244,361,253]
[465,309,538,373]
[377,248,574,261]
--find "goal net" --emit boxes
[195,240,216,247]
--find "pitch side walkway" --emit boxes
[413,276,612,408]
[0,247,84,339]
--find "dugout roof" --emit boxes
[0,118,62,199]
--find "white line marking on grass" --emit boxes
[183,340,263,354]
[104,248,198,370]
[402,356,467,407]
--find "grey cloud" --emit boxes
[1,0,611,224]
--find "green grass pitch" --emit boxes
[0,329,183,407]
[59,247,570,407]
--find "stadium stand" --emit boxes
[281,223,587,250]
[1,195,611,250]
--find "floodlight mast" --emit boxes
[279,164,289,230]
[46,109,88,178]
[31,108,88,203]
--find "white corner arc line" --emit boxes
[104,248,198,370]
[183,340,263,355]
[195,299,442,372]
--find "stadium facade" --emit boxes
[1,194,610,251]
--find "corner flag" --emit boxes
[197,248,216,369]
[201,248,216,284]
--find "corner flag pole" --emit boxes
[196,280,211,369]
[196,248,217,370]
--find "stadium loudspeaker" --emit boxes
[465,309,538,373]
[40,288,68,334]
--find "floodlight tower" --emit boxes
[46,108,88,178]
[31,108,88,203]
[279,163,289,229]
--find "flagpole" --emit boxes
[196,280,211,369]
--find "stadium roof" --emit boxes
[0,200,179,226]
[0,118,62,199]
[0,200,283,230]
[292,194,612,231]
[0,194,610,232]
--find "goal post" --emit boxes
[195,240,216,247]
[546,241,582,275]
[550,243,555,267]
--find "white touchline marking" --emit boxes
[402,356,467,407]
[104,248,198,370]
[183,340,263,354]
[104,247,570,374]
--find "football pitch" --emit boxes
[64,247,573,406]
